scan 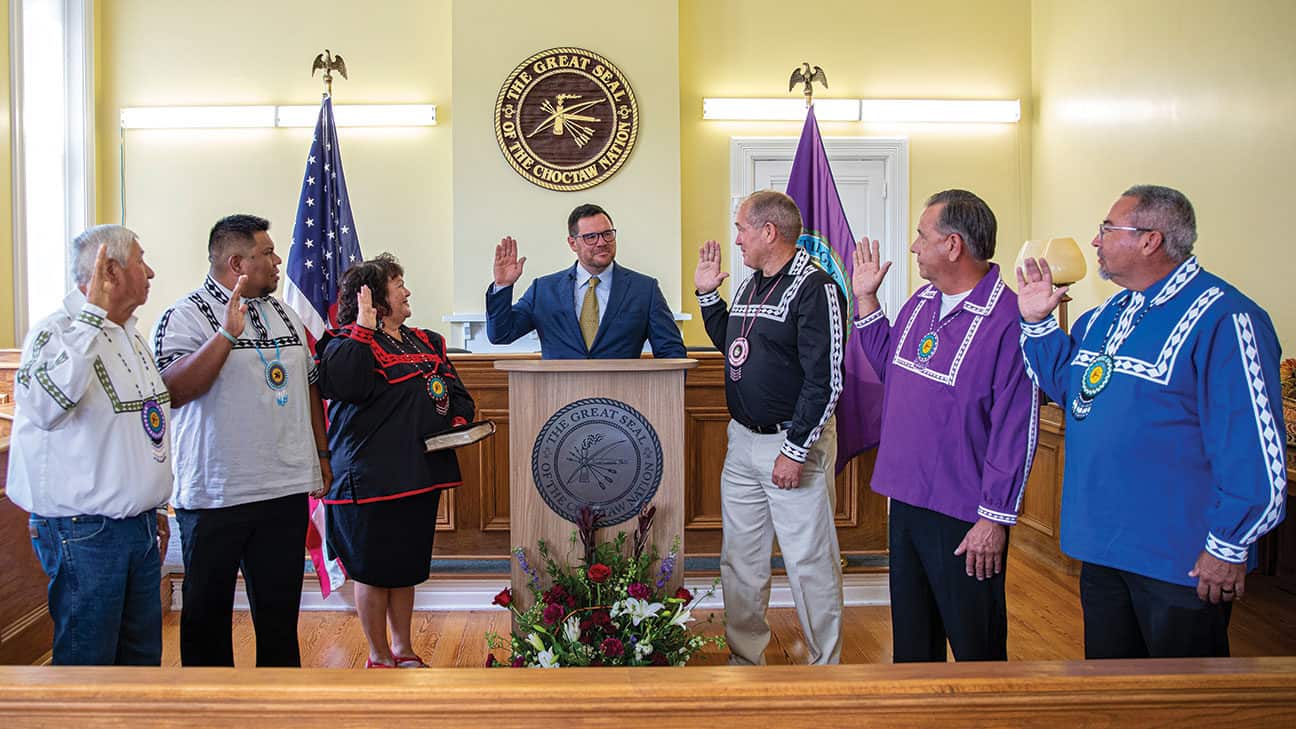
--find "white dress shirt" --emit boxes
[6,290,173,519]
[572,261,614,325]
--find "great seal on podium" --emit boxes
[530,397,662,526]
[494,47,640,192]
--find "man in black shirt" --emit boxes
[694,190,846,665]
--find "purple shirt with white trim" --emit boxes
[854,264,1039,525]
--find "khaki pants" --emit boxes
[720,417,843,665]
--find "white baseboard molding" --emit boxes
[169,574,890,613]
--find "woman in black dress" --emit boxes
[316,254,474,668]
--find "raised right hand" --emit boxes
[1015,257,1069,323]
[694,240,730,294]
[356,284,378,330]
[223,275,248,337]
[493,236,527,288]
[85,244,114,311]
[851,238,892,310]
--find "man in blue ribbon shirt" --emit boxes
[1018,184,1286,658]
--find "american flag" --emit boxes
[284,96,363,340]
[284,96,361,599]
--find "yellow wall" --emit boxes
[0,0,13,347]
[450,0,681,314]
[95,0,453,333]
[70,0,1295,354]
[1031,0,1296,352]
[678,0,1033,344]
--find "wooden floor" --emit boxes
[162,548,1296,667]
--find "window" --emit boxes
[10,0,93,337]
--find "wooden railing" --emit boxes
[1,659,1294,727]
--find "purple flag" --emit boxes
[786,106,882,472]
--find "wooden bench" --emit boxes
[1,659,1294,727]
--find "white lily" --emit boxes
[614,597,665,626]
[526,632,545,652]
[537,648,560,668]
[668,607,694,628]
[562,615,581,643]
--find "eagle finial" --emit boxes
[788,62,828,107]
[311,49,348,97]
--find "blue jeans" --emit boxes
[29,511,162,665]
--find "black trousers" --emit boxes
[175,492,309,667]
[1080,561,1231,659]
[888,500,1008,662]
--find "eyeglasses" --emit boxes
[1097,223,1154,240]
[574,229,617,245]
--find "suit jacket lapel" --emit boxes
[559,264,586,352]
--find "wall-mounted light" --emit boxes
[702,98,1020,123]
[120,104,437,129]
[702,98,861,121]
[119,105,277,129]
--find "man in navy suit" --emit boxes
[486,204,686,359]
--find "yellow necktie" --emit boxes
[580,276,601,349]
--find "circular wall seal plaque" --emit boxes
[494,47,640,192]
[531,397,662,526]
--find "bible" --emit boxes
[423,419,497,453]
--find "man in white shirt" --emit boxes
[7,225,172,665]
[152,214,331,667]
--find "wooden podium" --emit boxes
[495,358,697,603]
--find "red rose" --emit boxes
[674,586,693,602]
[511,656,526,667]
[650,652,669,666]
[601,637,625,657]
[542,602,565,625]
[485,653,498,667]
[492,588,513,607]
[593,609,612,626]
[587,563,612,583]
[627,582,651,600]
[542,584,568,605]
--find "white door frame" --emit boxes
[729,136,909,318]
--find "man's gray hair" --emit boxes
[71,225,139,286]
[741,190,803,244]
[925,189,997,261]
[1121,184,1197,262]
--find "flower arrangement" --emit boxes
[485,506,725,668]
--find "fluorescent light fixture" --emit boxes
[276,104,437,127]
[120,104,438,129]
[702,98,1020,123]
[120,105,277,129]
[858,99,1020,123]
[703,98,860,121]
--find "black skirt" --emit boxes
[326,488,443,588]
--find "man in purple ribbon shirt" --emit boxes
[851,189,1038,662]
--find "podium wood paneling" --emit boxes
[439,352,888,564]
[498,359,695,600]
[1013,404,1079,575]
[0,351,55,665]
